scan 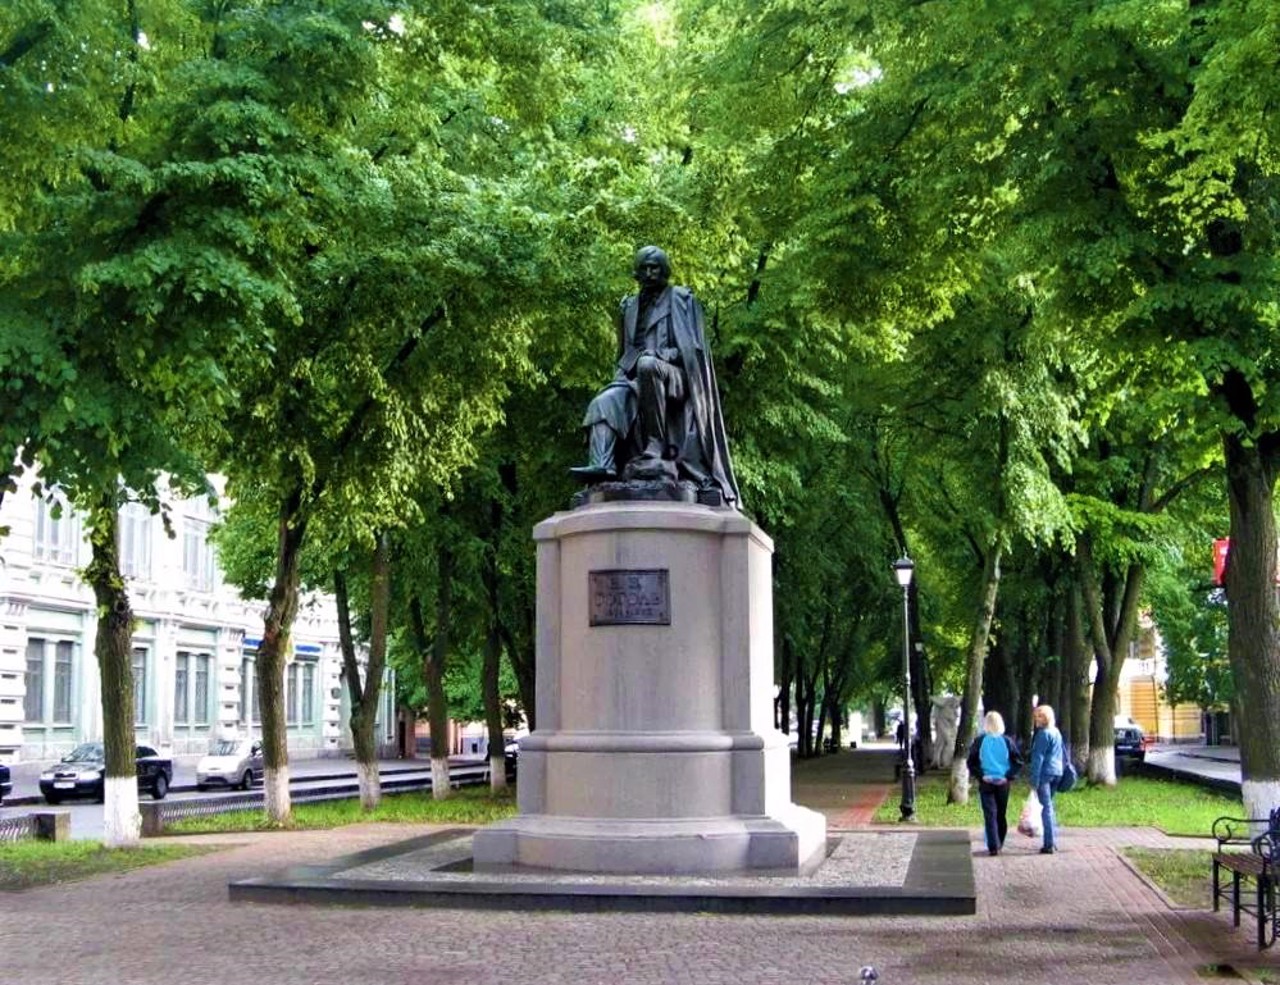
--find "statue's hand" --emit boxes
[659,346,679,363]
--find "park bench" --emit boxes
[1211,806,1279,949]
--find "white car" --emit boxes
[196,739,263,791]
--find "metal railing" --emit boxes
[141,766,494,835]
[0,813,40,843]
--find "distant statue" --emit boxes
[570,246,740,508]
[930,695,961,769]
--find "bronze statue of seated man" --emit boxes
[571,246,739,508]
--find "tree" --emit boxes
[134,0,596,822]
[0,0,223,846]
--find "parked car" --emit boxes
[196,738,263,791]
[504,740,519,781]
[39,742,173,804]
[0,761,11,805]
[1114,723,1151,762]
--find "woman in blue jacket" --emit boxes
[966,710,1023,855]
[1029,704,1065,854]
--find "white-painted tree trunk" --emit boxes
[263,765,291,821]
[102,777,141,847]
[489,753,507,793]
[1242,779,1280,831]
[431,756,450,800]
[357,760,381,810]
[1086,743,1116,787]
[948,756,971,805]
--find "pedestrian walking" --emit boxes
[966,710,1023,855]
[1029,703,1065,854]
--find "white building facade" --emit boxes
[0,476,392,766]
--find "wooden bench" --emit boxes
[1211,807,1279,949]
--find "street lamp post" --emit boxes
[892,555,916,822]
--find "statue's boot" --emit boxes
[570,423,619,482]
[570,465,616,482]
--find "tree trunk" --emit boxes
[983,638,1014,731]
[1065,581,1091,771]
[497,462,535,730]
[776,637,794,735]
[1080,535,1144,787]
[484,623,507,792]
[908,580,933,766]
[257,492,307,824]
[871,698,886,738]
[947,541,1003,805]
[335,534,390,811]
[482,501,507,793]
[794,642,819,758]
[421,542,453,800]
[1046,592,1066,735]
[1223,431,1280,820]
[364,534,390,797]
[823,657,850,753]
[86,500,140,847]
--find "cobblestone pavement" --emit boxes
[0,750,1269,985]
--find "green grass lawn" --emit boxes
[1119,847,1212,907]
[0,840,219,891]
[164,786,519,835]
[873,773,1240,835]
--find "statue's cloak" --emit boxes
[615,286,740,507]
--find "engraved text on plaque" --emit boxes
[589,569,671,626]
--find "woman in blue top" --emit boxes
[966,711,1023,855]
[1029,704,1065,854]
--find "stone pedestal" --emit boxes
[472,501,826,874]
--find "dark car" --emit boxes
[1114,725,1150,763]
[39,742,173,804]
[0,761,11,805]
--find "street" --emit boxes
[0,756,493,839]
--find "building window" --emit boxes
[182,517,216,592]
[118,502,153,579]
[132,647,148,725]
[241,655,260,724]
[23,637,74,724]
[24,638,44,722]
[194,654,210,725]
[239,657,252,724]
[383,675,395,740]
[176,651,212,726]
[286,660,317,726]
[301,662,315,725]
[286,662,300,724]
[33,496,79,565]
[174,652,189,725]
[53,640,73,723]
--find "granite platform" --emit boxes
[228,825,975,915]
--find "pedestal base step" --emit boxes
[472,807,827,874]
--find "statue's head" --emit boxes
[633,245,670,291]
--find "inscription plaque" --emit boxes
[589,569,671,626]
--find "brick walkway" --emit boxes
[0,748,1270,985]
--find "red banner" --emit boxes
[1213,538,1230,586]
[1214,538,1280,585]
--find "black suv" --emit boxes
[0,761,11,805]
[1114,725,1149,762]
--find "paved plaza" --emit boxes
[0,748,1270,985]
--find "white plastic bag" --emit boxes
[1017,789,1043,838]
